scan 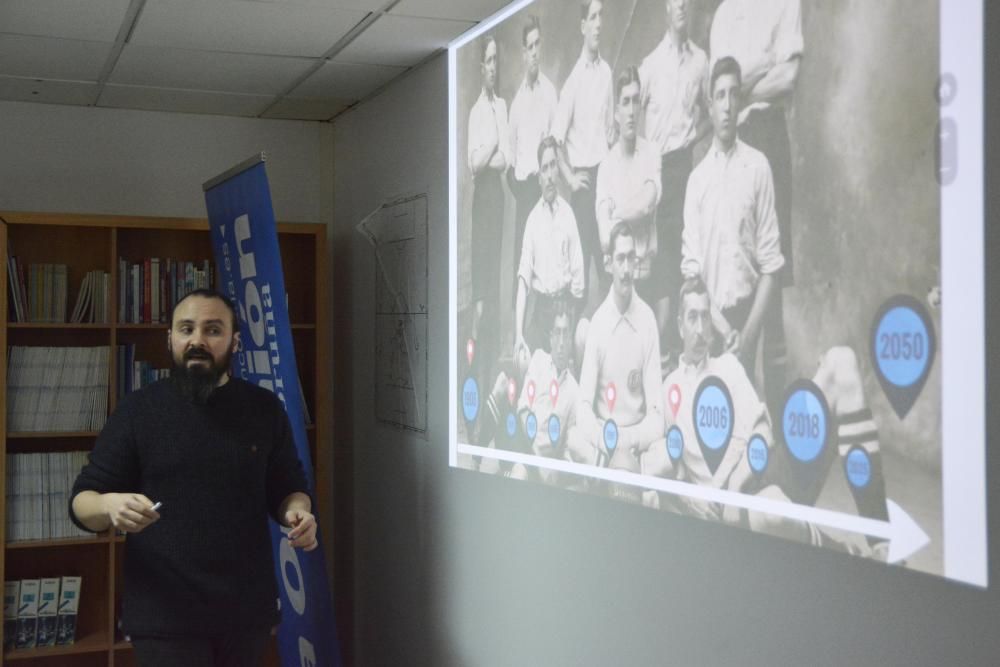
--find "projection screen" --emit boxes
[449,0,985,586]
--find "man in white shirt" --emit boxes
[480,297,580,486]
[710,0,802,416]
[682,56,783,400]
[568,224,663,494]
[642,276,771,517]
[596,66,662,333]
[515,136,585,361]
[467,34,509,445]
[639,0,709,357]
[508,16,558,287]
[644,277,888,557]
[552,0,614,302]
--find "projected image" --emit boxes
[450,0,984,585]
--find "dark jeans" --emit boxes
[568,166,600,304]
[507,171,541,288]
[655,146,693,353]
[131,627,271,667]
[740,107,792,417]
[721,292,787,422]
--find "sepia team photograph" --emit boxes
[452,0,944,576]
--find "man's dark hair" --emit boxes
[580,0,601,20]
[678,275,709,309]
[607,221,633,256]
[170,289,239,331]
[709,55,742,96]
[522,15,541,45]
[481,33,497,63]
[536,135,559,169]
[548,295,577,336]
[615,65,641,101]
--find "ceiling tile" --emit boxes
[290,61,406,101]
[390,0,513,22]
[231,0,387,10]
[131,0,368,58]
[0,0,132,43]
[0,34,112,81]
[99,83,274,117]
[333,14,473,67]
[262,97,352,121]
[109,44,316,95]
[0,76,99,106]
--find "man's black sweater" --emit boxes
[71,377,309,637]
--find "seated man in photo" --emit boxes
[479,297,581,486]
[567,224,664,498]
[642,277,888,557]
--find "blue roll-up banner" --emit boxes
[204,156,340,667]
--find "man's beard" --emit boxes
[171,347,233,404]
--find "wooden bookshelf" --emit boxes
[0,212,331,666]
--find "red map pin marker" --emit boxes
[606,383,617,413]
[668,384,681,418]
[527,380,536,407]
[507,378,517,406]
[550,379,559,406]
[466,339,475,366]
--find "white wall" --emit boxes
[0,100,329,222]
[333,46,1000,667]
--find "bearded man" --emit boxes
[69,289,316,667]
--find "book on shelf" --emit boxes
[3,580,17,650]
[68,270,111,324]
[56,576,81,646]
[116,344,170,400]
[119,257,214,324]
[5,451,91,542]
[35,578,59,648]
[6,346,109,432]
[3,577,81,650]
[6,258,67,323]
[14,578,38,650]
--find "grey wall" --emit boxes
[333,14,1000,667]
[0,100,331,222]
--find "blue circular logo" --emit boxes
[747,434,769,474]
[461,377,479,422]
[845,447,872,488]
[525,412,538,441]
[666,425,684,461]
[782,381,829,463]
[506,412,517,438]
[603,419,619,451]
[693,379,734,452]
[875,305,931,388]
[548,414,561,444]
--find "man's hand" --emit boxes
[724,328,741,356]
[285,509,318,551]
[102,493,160,533]
[569,170,592,192]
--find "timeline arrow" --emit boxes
[457,444,930,563]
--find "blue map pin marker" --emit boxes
[525,412,538,443]
[747,434,769,475]
[693,377,734,475]
[548,414,561,444]
[666,425,684,461]
[506,412,517,439]
[603,419,619,453]
[782,379,830,464]
[844,446,872,488]
[462,377,479,423]
[871,295,936,419]
[780,379,835,506]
